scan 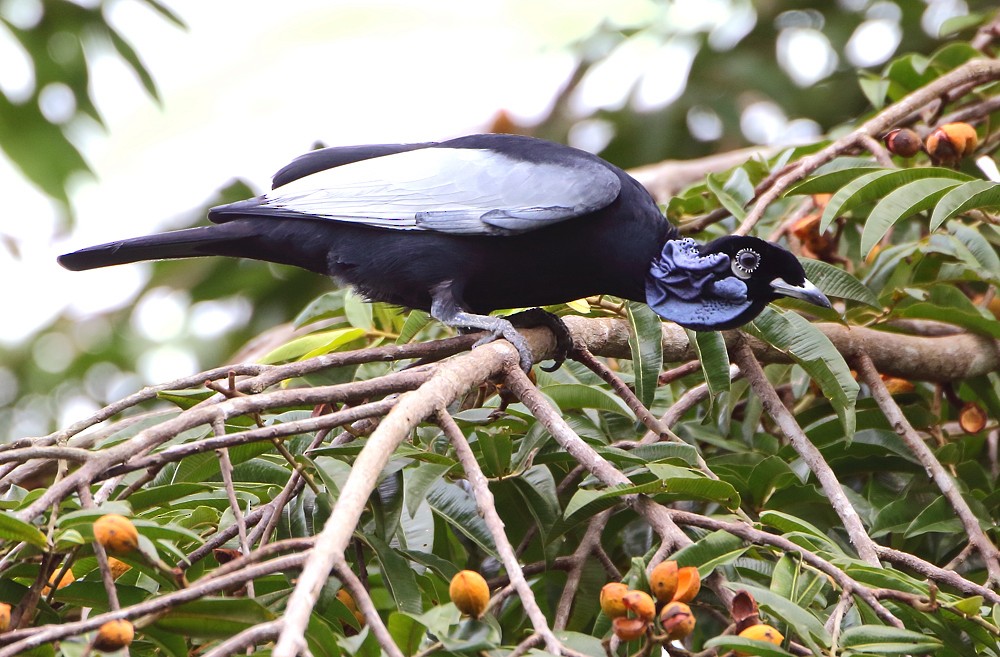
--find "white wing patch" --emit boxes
[257,147,620,234]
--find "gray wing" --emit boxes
[214,146,621,235]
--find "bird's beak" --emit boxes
[770,278,832,309]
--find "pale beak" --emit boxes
[770,277,832,309]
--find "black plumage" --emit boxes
[59,134,830,369]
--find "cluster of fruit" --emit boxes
[883,122,979,165]
[599,561,701,644]
[600,561,786,654]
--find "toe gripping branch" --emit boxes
[505,309,574,372]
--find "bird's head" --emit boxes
[645,236,830,330]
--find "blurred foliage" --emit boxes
[0,0,182,215]
[3,2,1000,655]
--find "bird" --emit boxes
[58,133,831,370]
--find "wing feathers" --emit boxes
[213,143,621,236]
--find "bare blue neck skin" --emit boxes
[644,238,751,331]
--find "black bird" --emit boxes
[58,134,831,369]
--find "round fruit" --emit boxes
[449,570,490,619]
[649,560,678,602]
[621,590,656,621]
[94,515,140,555]
[659,601,695,641]
[612,616,648,642]
[737,623,785,655]
[959,402,987,434]
[883,128,922,158]
[43,566,75,595]
[926,122,978,164]
[672,566,701,603]
[599,582,629,618]
[336,588,365,627]
[0,602,10,632]
[94,619,134,652]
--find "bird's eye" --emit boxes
[732,248,760,279]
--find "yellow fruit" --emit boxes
[612,616,648,642]
[449,570,490,619]
[599,582,629,618]
[0,602,10,632]
[93,619,134,652]
[621,590,656,622]
[737,623,785,655]
[659,601,695,641]
[108,558,132,579]
[672,566,701,603]
[926,122,978,164]
[649,560,678,602]
[43,566,75,595]
[94,515,140,555]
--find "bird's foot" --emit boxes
[506,309,573,372]
[470,320,534,372]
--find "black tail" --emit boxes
[57,218,335,274]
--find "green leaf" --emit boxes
[397,310,431,344]
[647,463,742,509]
[799,258,880,308]
[821,167,973,233]
[858,74,890,110]
[669,530,748,572]
[704,635,794,657]
[509,466,560,543]
[365,534,422,614]
[425,480,497,556]
[294,291,346,328]
[840,625,943,654]
[785,166,883,197]
[541,383,634,417]
[951,595,984,616]
[689,330,731,407]
[259,327,366,364]
[154,598,275,637]
[745,307,858,435]
[731,583,830,654]
[627,302,663,409]
[862,178,962,256]
[0,511,47,548]
[344,290,374,330]
[930,179,1000,231]
[388,611,426,656]
[948,221,1000,273]
[706,166,753,220]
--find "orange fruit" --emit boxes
[94,619,134,652]
[449,570,490,619]
[599,582,629,618]
[672,566,701,603]
[649,560,678,602]
[659,601,695,641]
[94,515,140,555]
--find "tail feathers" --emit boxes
[58,225,250,271]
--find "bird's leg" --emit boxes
[504,308,573,372]
[430,282,534,371]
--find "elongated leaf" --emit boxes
[689,330,731,406]
[745,308,858,434]
[154,598,275,637]
[948,221,1000,273]
[840,625,943,653]
[509,465,560,542]
[388,612,426,656]
[820,167,973,232]
[365,534,422,614]
[731,583,830,654]
[627,302,663,409]
[0,512,47,548]
[706,166,753,220]
[259,327,366,364]
[799,259,880,308]
[396,310,431,344]
[785,166,883,196]
[704,636,794,657]
[930,179,1000,230]
[425,480,496,556]
[862,178,962,256]
[542,383,634,417]
[668,530,747,572]
[647,463,741,509]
